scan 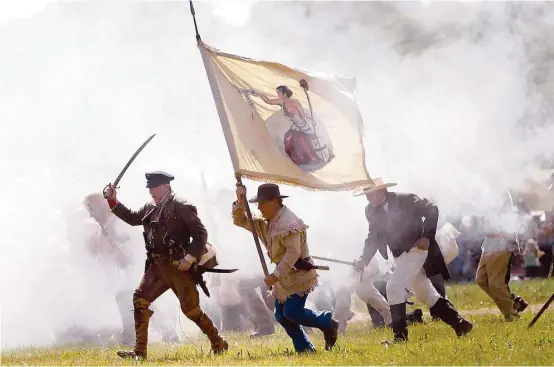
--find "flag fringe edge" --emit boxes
[240,173,372,193]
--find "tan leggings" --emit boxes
[475,250,516,317]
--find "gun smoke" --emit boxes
[0,0,553,348]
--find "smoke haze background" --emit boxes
[1,0,554,348]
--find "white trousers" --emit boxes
[355,280,392,325]
[386,247,441,307]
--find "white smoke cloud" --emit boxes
[0,0,52,26]
[1,0,553,349]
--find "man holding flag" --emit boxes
[233,182,339,352]
[192,27,376,352]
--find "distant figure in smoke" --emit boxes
[352,178,473,343]
[309,280,336,313]
[103,171,228,360]
[457,216,486,282]
[537,220,554,277]
[62,193,179,346]
[333,251,424,333]
[238,274,276,338]
[335,252,394,330]
[522,239,544,278]
[210,273,252,332]
[362,277,425,329]
[207,188,276,337]
[208,185,301,339]
[475,196,531,321]
[233,183,339,353]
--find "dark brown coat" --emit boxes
[111,192,208,259]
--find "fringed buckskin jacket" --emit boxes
[232,203,318,303]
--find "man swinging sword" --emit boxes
[104,171,228,359]
[352,178,473,343]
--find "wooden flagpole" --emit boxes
[189,0,269,277]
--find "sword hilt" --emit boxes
[102,183,119,200]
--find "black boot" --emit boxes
[406,308,424,325]
[322,319,339,351]
[429,306,441,321]
[390,303,408,342]
[429,298,472,337]
[367,303,386,328]
[511,293,528,313]
[429,276,446,321]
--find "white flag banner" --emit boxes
[199,42,373,190]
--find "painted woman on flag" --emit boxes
[242,84,335,172]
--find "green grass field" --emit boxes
[3,278,554,366]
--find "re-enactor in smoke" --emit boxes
[352,178,473,343]
[232,183,339,353]
[475,197,531,321]
[333,253,425,333]
[103,171,228,360]
[70,193,179,345]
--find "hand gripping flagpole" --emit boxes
[189,1,269,278]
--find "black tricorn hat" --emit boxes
[248,183,289,203]
[145,171,174,188]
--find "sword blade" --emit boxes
[312,255,354,266]
[200,266,238,273]
[113,134,156,187]
[171,262,238,273]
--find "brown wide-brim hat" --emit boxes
[352,177,397,197]
[248,183,289,203]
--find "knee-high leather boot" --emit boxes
[429,298,473,337]
[390,302,408,342]
[187,307,229,354]
[117,297,153,360]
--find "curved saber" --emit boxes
[113,134,156,188]
[311,255,354,266]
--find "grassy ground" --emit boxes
[3,279,554,366]
[350,277,554,317]
[440,277,554,311]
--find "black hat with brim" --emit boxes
[146,171,174,188]
[248,183,288,203]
